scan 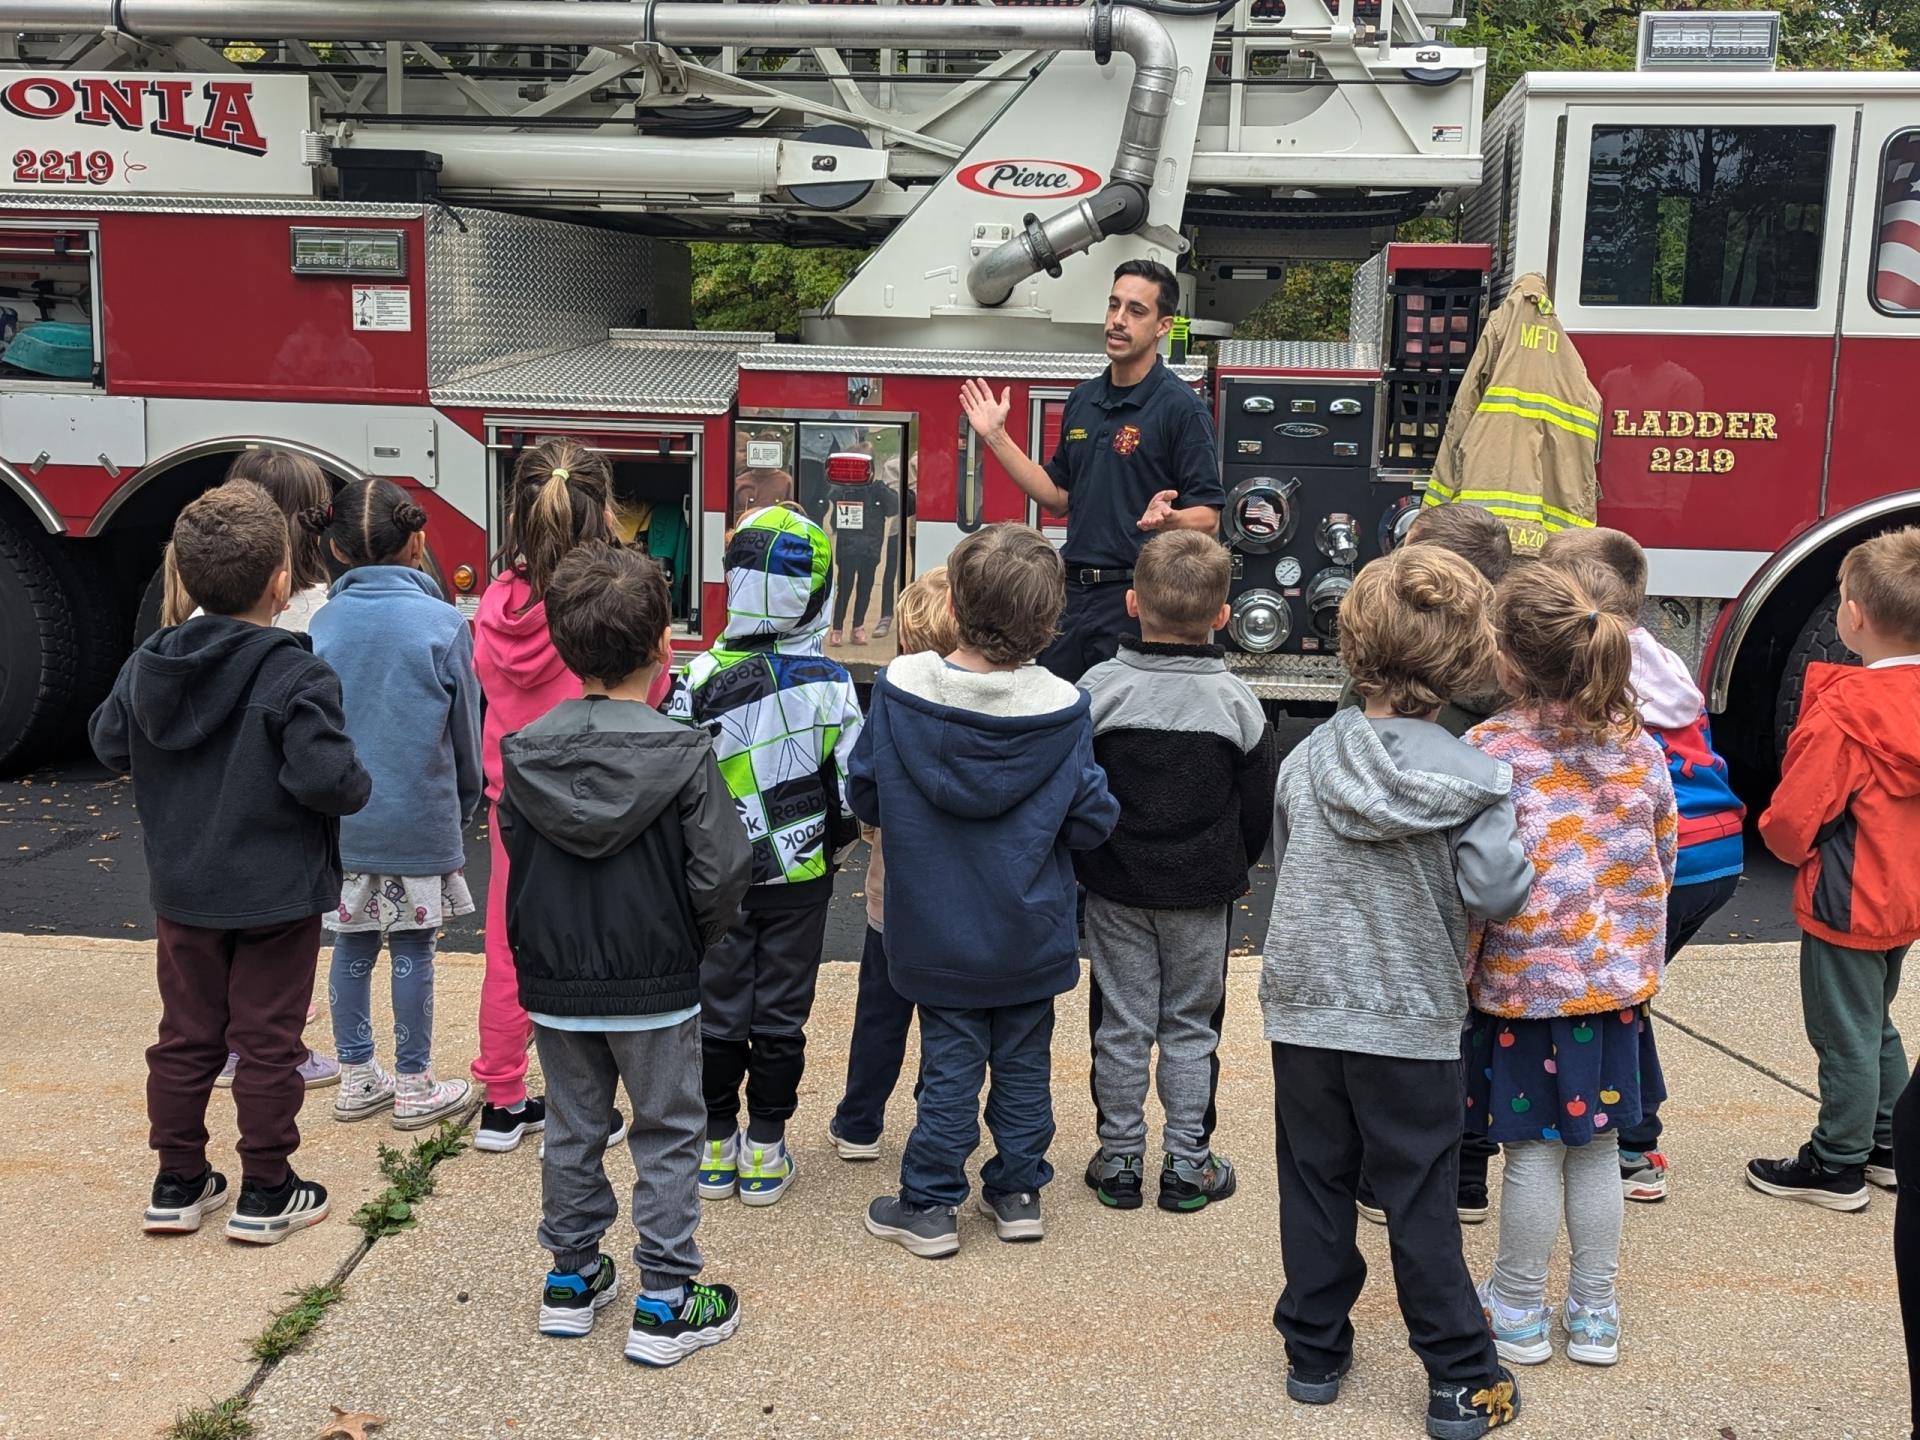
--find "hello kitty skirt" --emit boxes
[324,870,476,935]
[1465,1005,1666,1148]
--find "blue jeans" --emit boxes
[832,925,916,1145]
[899,997,1056,1208]
[329,927,439,1073]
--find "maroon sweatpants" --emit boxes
[148,915,321,1187]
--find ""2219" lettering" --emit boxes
[12,149,114,185]
[1648,445,1734,475]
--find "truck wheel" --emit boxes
[0,513,80,775]
[1774,587,1858,760]
[36,536,129,745]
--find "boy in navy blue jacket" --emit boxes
[851,524,1119,1258]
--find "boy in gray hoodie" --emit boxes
[1260,545,1533,1440]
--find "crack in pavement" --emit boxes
[1651,1003,1820,1104]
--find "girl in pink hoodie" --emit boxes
[472,440,667,1152]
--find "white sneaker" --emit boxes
[333,1061,397,1121]
[1477,1279,1553,1366]
[391,1070,472,1130]
[1563,1298,1621,1366]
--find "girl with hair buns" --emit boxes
[1464,558,1679,1372]
[471,438,644,1153]
[309,477,484,1131]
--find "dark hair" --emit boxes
[1840,525,1920,646]
[172,479,289,617]
[1133,531,1230,638]
[1495,558,1635,737]
[948,523,1065,665]
[546,543,671,684]
[303,476,426,569]
[491,437,615,613]
[1405,502,1514,586]
[1540,526,1648,615]
[224,447,333,591]
[1113,258,1179,319]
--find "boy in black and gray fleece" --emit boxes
[1077,532,1277,1213]
[1260,544,1532,1440]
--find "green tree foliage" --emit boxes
[691,241,866,334]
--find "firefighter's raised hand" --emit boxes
[1137,489,1179,531]
[960,378,1012,442]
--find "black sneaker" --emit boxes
[1084,1151,1144,1210]
[864,1195,960,1258]
[1746,1143,1870,1212]
[143,1168,229,1233]
[1286,1354,1353,1405]
[1356,1172,1386,1225]
[1159,1151,1237,1213]
[1427,1367,1521,1439]
[624,1280,740,1367]
[1457,1179,1490,1225]
[538,1254,620,1337]
[1868,1145,1898,1191]
[977,1190,1044,1242]
[224,1170,330,1245]
[476,1095,548,1153]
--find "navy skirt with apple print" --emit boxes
[1464,1006,1666,1148]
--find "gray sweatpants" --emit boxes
[1490,1135,1622,1311]
[1086,895,1230,1163]
[535,1018,704,1290]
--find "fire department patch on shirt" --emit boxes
[1112,424,1142,455]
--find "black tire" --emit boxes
[133,562,167,647]
[0,513,81,776]
[1774,587,1859,760]
[35,535,129,745]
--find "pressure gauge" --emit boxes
[1274,556,1303,586]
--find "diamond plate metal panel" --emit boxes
[1222,651,1347,701]
[741,345,1209,383]
[426,207,662,388]
[1349,250,1387,353]
[431,332,771,414]
[1213,340,1383,374]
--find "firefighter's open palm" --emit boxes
[1137,489,1178,531]
[960,378,1012,441]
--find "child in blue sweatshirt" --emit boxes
[850,525,1119,1259]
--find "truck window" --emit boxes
[1579,125,1832,309]
[1873,131,1920,314]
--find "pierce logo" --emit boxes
[957,159,1101,199]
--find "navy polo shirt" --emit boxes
[1043,358,1224,570]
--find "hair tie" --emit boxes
[549,466,570,482]
[1586,609,1600,633]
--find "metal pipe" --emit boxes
[0,0,1180,307]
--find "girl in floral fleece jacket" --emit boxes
[1464,558,1677,1373]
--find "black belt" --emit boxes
[1068,567,1133,585]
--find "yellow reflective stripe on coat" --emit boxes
[1474,399,1599,441]
[1426,489,1595,531]
[1482,385,1599,426]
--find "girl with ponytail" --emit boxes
[1462,557,1679,1372]
[308,477,484,1131]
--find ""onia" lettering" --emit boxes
[0,75,271,156]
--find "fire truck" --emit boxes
[0,3,1909,788]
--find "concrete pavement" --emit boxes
[2,932,1907,1440]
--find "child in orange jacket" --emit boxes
[1748,527,1920,1213]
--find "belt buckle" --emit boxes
[1077,567,1103,585]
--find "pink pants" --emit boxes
[473,805,533,1106]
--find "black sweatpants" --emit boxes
[700,899,832,1141]
[1039,579,1139,683]
[1269,1041,1500,1385]
[1894,1071,1920,1439]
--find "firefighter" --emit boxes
[960,259,1225,682]
[1425,271,1602,557]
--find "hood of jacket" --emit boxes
[501,697,709,860]
[327,563,445,606]
[476,571,573,691]
[1309,706,1512,841]
[1629,627,1705,730]
[717,505,833,651]
[1805,662,1920,796]
[880,650,1091,821]
[123,617,306,752]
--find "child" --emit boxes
[1748,527,1920,1211]
[309,478,483,1130]
[1079,532,1276,1213]
[500,544,753,1364]
[191,450,344,1089]
[667,505,865,1205]
[827,566,955,1162]
[851,524,1118,1259]
[1541,526,1745,1201]
[472,439,623,1153]
[92,480,370,1243]
[1262,545,1530,1438]
[1466,559,1677,1371]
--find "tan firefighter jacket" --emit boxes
[1425,272,1601,555]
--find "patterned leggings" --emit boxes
[329,927,440,1074]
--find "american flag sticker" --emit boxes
[1876,132,1920,312]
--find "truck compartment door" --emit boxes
[0,391,145,473]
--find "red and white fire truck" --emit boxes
[0,3,1909,787]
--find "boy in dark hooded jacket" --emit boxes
[501,545,752,1366]
[851,524,1119,1259]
